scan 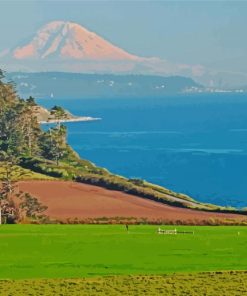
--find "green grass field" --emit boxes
[0,225,247,280]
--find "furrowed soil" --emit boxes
[18,181,246,223]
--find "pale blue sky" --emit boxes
[0,0,247,72]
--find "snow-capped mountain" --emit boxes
[1,21,155,73]
[12,21,139,61]
[1,21,245,88]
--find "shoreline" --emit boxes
[39,116,102,124]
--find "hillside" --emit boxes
[31,104,98,123]
[18,180,247,224]
[31,105,51,122]
[0,70,246,224]
[7,72,202,99]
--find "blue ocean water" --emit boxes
[38,94,247,207]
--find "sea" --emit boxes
[37,93,247,208]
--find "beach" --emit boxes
[39,116,101,124]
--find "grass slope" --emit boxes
[0,166,55,181]
[0,225,247,280]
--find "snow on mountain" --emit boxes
[12,21,139,61]
[1,20,244,88]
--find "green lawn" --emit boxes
[0,225,247,280]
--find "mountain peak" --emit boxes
[12,21,139,61]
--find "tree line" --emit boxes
[0,70,68,223]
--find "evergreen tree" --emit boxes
[40,125,67,165]
[0,70,69,222]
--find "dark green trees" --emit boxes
[40,124,67,165]
[0,72,69,163]
[19,192,48,221]
[0,71,69,222]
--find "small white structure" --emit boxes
[157,227,177,235]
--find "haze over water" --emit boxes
[39,94,247,208]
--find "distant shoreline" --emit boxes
[39,116,102,124]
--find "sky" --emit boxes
[0,0,247,75]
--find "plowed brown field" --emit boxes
[17,181,246,223]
